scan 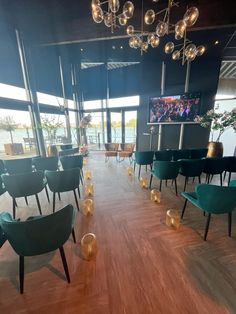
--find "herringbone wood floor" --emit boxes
[0,152,236,314]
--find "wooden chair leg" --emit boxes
[138,165,141,179]
[53,192,56,213]
[184,177,188,192]
[73,190,79,211]
[228,172,232,186]
[59,246,70,283]
[19,255,24,294]
[159,180,162,192]
[24,196,28,206]
[72,228,76,243]
[35,194,42,215]
[45,186,50,203]
[149,175,153,189]
[174,179,178,196]
[13,198,16,219]
[220,173,223,186]
[228,212,232,237]
[204,213,211,241]
[181,199,188,219]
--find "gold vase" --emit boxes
[207,141,223,158]
[81,233,98,260]
[47,145,58,157]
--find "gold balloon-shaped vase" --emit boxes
[81,233,98,260]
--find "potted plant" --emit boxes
[0,116,23,155]
[195,107,236,157]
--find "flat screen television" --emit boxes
[149,92,201,123]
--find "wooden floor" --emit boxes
[0,152,236,313]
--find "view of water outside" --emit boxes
[213,96,236,156]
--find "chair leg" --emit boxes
[19,255,24,294]
[77,187,81,199]
[24,196,28,206]
[228,172,232,186]
[59,246,70,283]
[198,176,201,184]
[13,198,16,219]
[149,175,153,189]
[210,174,214,182]
[223,170,227,181]
[45,186,50,203]
[72,228,76,243]
[228,212,232,237]
[204,213,211,241]
[58,192,61,201]
[207,175,210,184]
[181,199,188,219]
[174,179,178,196]
[146,165,147,172]
[192,177,195,183]
[159,180,162,192]
[134,162,136,173]
[35,194,42,215]
[205,174,208,183]
[53,192,56,213]
[184,177,188,192]
[73,189,80,211]
[80,170,83,185]
[220,173,223,186]
[165,179,167,187]
[138,165,141,179]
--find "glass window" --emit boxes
[83,99,102,110]
[0,108,37,158]
[0,83,27,101]
[86,112,107,150]
[69,110,78,145]
[108,95,139,108]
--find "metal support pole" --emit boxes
[185,61,191,93]
[179,123,184,149]
[161,62,166,96]
[101,99,105,145]
[71,63,81,146]
[158,124,162,150]
[15,29,46,156]
[59,56,71,143]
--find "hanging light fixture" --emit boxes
[127,0,178,54]
[164,6,205,65]
[91,0,134,33]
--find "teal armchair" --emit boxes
[181,184,236,240]
[134,151,154,178]
[0,204,75,293]
[149,160,180,195]
[172,149,191,161]
[190,148,208,159]
[0,160,5,175]
[179,159,206,191]
[224,156,236,185]
[3,158,32,174]
[229,180,236,187]
[45,168,80,212]
[203,157,225,185]
[60,155,83,185]
[154,150,173,161]
[2,171,45,219]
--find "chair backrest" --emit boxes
[58,148,75,157]
[154,150,173,161]
[45,168,80,193]
[2,171,45,198]
[32,156,59,171]
[224,156,236,172]
[3,158,32,174]
[190,148,208,159]
[172,149,191,161]
[0,160,5,175]
[60,144,73,151]
[179,158,206,177]
[105,143,119,151]
[153,160,180,179]
[0,205,75,256]
[204,157,226,174]
[135,151,154,165]
[120,143,135,152]
[196,184,236,214]
[60,155,83,170]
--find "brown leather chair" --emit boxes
[118,143,135,162]
[104,143,119,162]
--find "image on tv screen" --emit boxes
[149,93,201,123]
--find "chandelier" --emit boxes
[127,0,178,53]
[164,7,205,65]
[91,0,135,33]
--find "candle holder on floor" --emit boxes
[127,166,134,176]
[82,199,94,216]
[166,209,180,230]
[150,189,161,203]
[85,183,94,197]
[140,177,148,189]
[85,169,92,180]
[81,233,98,260]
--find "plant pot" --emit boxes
[207,141,223,158]
[47,144,58,157]
[4,143,24,155]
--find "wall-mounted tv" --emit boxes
[149,92,201,123]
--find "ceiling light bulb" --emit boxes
[92,6,104,23]
[165,42,175,54]
[123,1,134,19]
[126,25,134,36]
[156,22,168,37]
[144,9,155,25]
[172,50,181,60]
[150,36,160,48]
[119,14,127,26]
[184,7,199,27]
[109,0,120,13]
[196,45,205,56]
[175,20,186,36]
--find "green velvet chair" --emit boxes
[154,150,173,161]
[2,171,45,219]
[0,175,6,197]
[3,158,32,174]
[179,159,206,191]
[0,160,5,175]
[60,155,83,185]
[224,156,236,186]
[181,184,236,240]
[134,151,154,178]
[149,160,180,195]
[58,148,75,157]
[0,204,75,293]
[190,148,208,159]
[45,168,80,212]
[172,149,191,161]
[203,157,225,186]
[229,180,236,187]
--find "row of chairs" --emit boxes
[105,143,135,162]
[0,155,85,218]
